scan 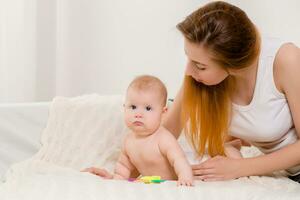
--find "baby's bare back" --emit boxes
[125,129,177,180]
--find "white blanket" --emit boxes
[1,94,300,199]
[1,159,300,200]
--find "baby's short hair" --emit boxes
[128,75,167,106]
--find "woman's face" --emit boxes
[184,39,229,86]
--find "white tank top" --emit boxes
[229,37,300,175]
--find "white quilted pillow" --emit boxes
[31,94,127,172]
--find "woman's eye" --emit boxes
[130,105,136,110]
[195,64,206,71]
[146,106,152,111]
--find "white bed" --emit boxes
[0,94,299,200]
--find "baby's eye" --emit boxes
[145,106,152,111]
[130,105,137,110]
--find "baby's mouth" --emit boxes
[133,121,144,126]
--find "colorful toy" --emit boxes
[128,176,166,184]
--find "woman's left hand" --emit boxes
[192,156,244,181]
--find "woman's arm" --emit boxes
[193,43,300,181]
[275,43,300,140]
[162,85,184,139]
[240,141,300,177]
[192,139,300,181]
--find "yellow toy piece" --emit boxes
[139,176,165,184]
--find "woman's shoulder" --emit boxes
[274,42,300,93]
[276,42,300,61]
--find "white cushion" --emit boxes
[31,94,127,172]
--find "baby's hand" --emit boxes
[81,167,113,179]
[177,176,194,186]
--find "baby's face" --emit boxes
[124,88,166,136]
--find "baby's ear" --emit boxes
[163,106,168,113]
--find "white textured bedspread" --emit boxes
[1,159,300,200]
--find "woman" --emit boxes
[84,1,300,183]
[163,1,300,182]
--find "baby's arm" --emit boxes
[158,129,193,186]
[113,139,137,180]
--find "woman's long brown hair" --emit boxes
[177,1,260,156]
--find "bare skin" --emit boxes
[114,126,193,186]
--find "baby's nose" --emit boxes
[135,114,142,118]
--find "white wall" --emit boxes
[0,0,300,102]
[54,0,300,99]
[54,0,206,99]
[0,0,37,102]
[36,0,57,101]
[224,0,300,46]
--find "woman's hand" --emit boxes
[81,167,113,179]
[192,156,244,181]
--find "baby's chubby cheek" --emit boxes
[146,120,161,131]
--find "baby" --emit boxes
[85,75,194,186]
[117,75,194,186]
